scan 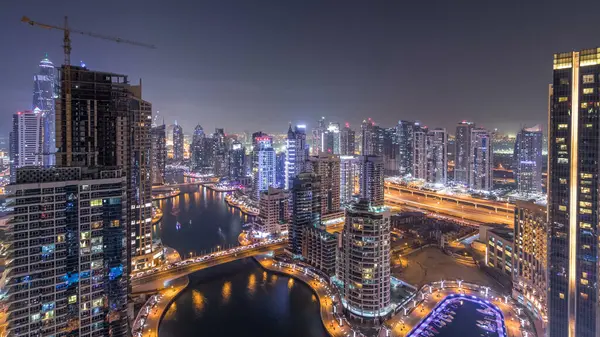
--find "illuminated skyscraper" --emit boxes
[340,123,355,155]
[285,124,308,189]
[426,128,447,185]
[228,140,246,181]
[32,55,57,166]
[323,123,341,154]
[151,123,166,185]
[340,155,359,205]
[361,118,381,156]
[396,120,415,176]
[6,167,127,337]
[172,123,184,162]
[359,155,384,207]
[252,133,276,199]
[382,127,399,176]
[548,49,600,337]
[307,153,341,220]
[514,125,543,195]
[311,117,326,155]
[10,109,43,182]
[289,172,321,255]
[454,121,474,185]
[191,124,206,171]
[413,125,427,180]
[212,128,228,177]
[469,128,493,191]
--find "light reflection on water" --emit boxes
[222,281,232,303]
[247,273,257,295]
[192,290,205,314]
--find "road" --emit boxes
[131,242,286,293]
[385,188,513,226]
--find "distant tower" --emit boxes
[359,155,384,207]
[10,109,43,182]
[172,122,184,162]
[191,124,205,171]
[289,172,321,255]
[340,123,356,155]
[252,133,276,199]
[454,121,474,185]
[396,120,415,176]
[469,128,493,191]
[426,128,447,185]
[32,54,57,166]
[151,123,166,185]
[285,124,308,189]
[412,125,428,180]
[514,125,543,195]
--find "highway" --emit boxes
[384,188,513,226]
[131,240,286,292]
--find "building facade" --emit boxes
[307,154,341,220]
[172,123,184,162]
[6,167,128,336]
[285,124,308,190]
[252,134,276,200]
[514,125,543,195]
[340,124,355,156]
[359,155,384,207]
[32,55,57,166]
[256,187,289,235]
[469,128,493,191]
[412,125,427,180]
[150,124,166,185]
[512,201,548,320]
[336,199,391,319]
[289,173,321,256]
[340,155,359,205]
[454,121,474,185]
[382,127,398,176]
[10,110,43,182]
[426,128,447,185]
[190,124,206,172]
[228,140,246,182]
[548,49,600,337]
[302,227,337,276]
[396,120,414,176]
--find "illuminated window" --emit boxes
[557,124,568,129]
[80,231,90,240]
[583,88,594,94]
[583,74,595,83]
[580,292,589,300]
[583,272,588,278]
[580,222,592,229]
[111,220,120,227]
[560,144,567,150]
[557,158,568,164]
[90,199,102,207]
[91,221,102,229]
[581,187,590,194]
[581,102,588,108]
[580,201,592,207]
[556,138,565,143]
[559,293,565,299]
[581,173,593,179]
[579,208,591,214]
[559,178,567,184]
[559,97,568,102]
[581,279,589,285]
[585,123,593,128]
[559,205,567,211]
[57,234,65,243]
[68,295,77,304]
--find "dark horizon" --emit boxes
[2,0,600,136]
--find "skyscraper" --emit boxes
[322,123,341,154]
[340,155,359,205]
[256,187,290,235]
[10,109,43,182]
[396,120,415,176]
[413,125,428,180]
[285,124,308,189]
[311,117,326,155]
[252,133,276,199]
[340,123,355,156]
[307,153,341,220]
[361,118,381,156]
[336,199,391,319]
[55,66,155,276]
[548,48,600,337]
[191,124,206,172]
[359,155,384,207]
[454,121,474,185]
[228,140,246,182]
[514,125,543,195]
[172,123,184,162]
[382,127,399,176]
[212,128,228,177]
[426,128,447,185]
[151,123,166,185]
[32,55,57,166]
[469,128,493,191]
[289,172,321,256]
[513,200,547,320]
[6,167,127,336]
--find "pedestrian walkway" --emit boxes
[132,276,189,337]
[256,256,362,337]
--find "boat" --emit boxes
[476,322,495,333]
[176,222,181,230]
[432,320,445,328]
[189,220,192,225]
[441,315,453,323]
[427,326,439,334]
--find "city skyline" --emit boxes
[3,1,600,136]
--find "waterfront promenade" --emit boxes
[255,256,362,337]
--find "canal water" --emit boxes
[155,181,328,337]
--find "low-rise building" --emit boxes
[301,226,337,276]
[485,227,514,276]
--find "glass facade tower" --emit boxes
[548,49,599,337]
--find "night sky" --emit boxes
[2,0,600,136]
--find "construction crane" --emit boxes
[21,16,155,166]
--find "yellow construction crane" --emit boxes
[21,15,155,166]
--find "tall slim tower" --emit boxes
[307,153,341,217]
[396,120,415,176]
[10,109,43,182]
[340,123,356,155]
[382,127,399,176]
[289,172,321,255]
[311,117,326,155]
[426,128,447,185]
[514,125,543,195]
[548,49,600,337]
[151,123,166,185]
[32,55,57,166]
[361,118,380,156]
[413,125,428,180]
[252,133,276,199]
[359,155,384,207]
[469,128,492,191]
[172,123,184,162]
[285,124,308,189]
[454,121,474,185]
[191,124,206,171]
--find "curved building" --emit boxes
[32,55,57,166]
[336,199,391,319]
